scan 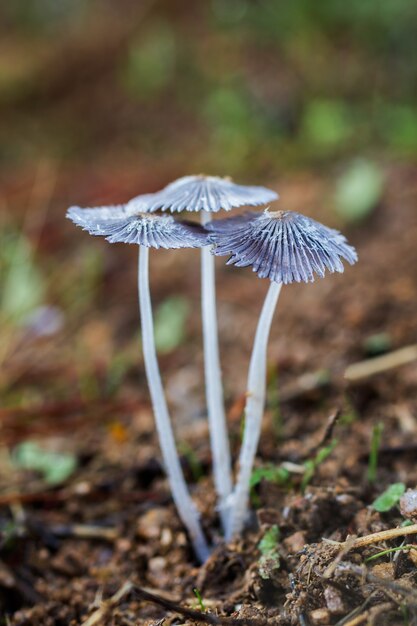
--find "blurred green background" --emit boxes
[1,0,417,177]
[1,0,417,405]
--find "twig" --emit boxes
[308,409,341,456]
[345,344,417,381]
[342,524,417,549]
[279,369,331,403]
[50,524,119,542]
[323,536,357,578]
[340,614,368,626]
[133,585,275,625]
[81,581,134,626]
[333,593,376,626]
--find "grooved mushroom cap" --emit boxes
[209,210,358,284]
[66,205,208,249]
[125,175,278,214]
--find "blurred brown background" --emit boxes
[1,0,416,433]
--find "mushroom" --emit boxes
[209,209,358,539]
[127,175,278,530]
[66,205,210,562]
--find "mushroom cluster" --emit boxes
[67,175,357,561]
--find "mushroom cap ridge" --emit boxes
[209,210,358,284]
[67,206,208,249]
[125,175,278,214]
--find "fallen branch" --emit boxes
[81,581,134,626]
[342,523,417,549]
[50,523,119,542]
[308,409,341,456]
[345,344,417,381]
[133,585,275,625]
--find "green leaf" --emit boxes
[301,438,339,492]
[367,422,384,484]
[258,525,280,580]
[377,104,417,152]
[12,441,77,485]
[372,482,406,513]
[122,21,176,99]
[335,159,384,222]
[364,332,391,356]
[250,465,290,489]
[0,232,45,322]
[302,99,353,147]
[154,296,189,354]
[258,524,280,555]
[192,588,206,612]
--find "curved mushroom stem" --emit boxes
[226,281,282,541]
[138,246,210,563]
[200,212,233,533]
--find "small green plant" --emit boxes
[367,422,384,483]
[334,159,385,222]
[258,525,280,580]
[364,332,391,356]
[192,588,206,612]
[301,439,339,492]
[178,442,204,483]
[365,544,416,563]
[12,441,77,485]
[154,296,189,354]
[250,464,290,506]
[250,465,290,490]
[372,482,406,513]
[0,228,45,323]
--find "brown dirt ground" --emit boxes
[1,164,417,625]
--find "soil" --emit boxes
[1,164,417,625]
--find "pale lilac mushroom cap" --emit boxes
[125,175,278,213]
[209,209,358,284]
[66,206,208,248]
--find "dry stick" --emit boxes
[333,593,377,626]
[345,344,417,381]
[49,524,118,542]
[342,523,417,549]
[133,585,273,626]
[323,536,357,579]
[324,524,417,580]
[307,409,341,456]
[340,614,369,626]
[81,581,134,626]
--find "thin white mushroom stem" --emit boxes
[200,211,233,532]
[226,281,283,540]
[138,246,210,563]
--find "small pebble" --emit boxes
[371,562,394,580]
[283,531,306,554]
[400,489,417,522]
[310,608,331,625]
[160,527,173,547]
[148,556,166,575]
[116,538,132,552]
[136,508,169,540]
[324,587,344,614]
[74,480,91,496]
